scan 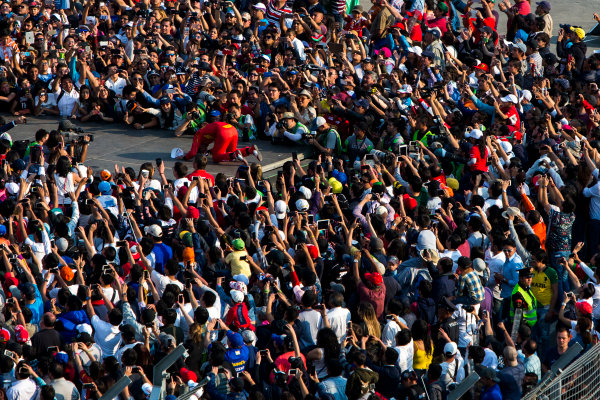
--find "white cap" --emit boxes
[76,323,93,335]
[144,224,163,238]
[444,341,458,356]
[299,186,312,200]
[500,94,519,104]
[466,128,483,139]
[142,383,153,396]
[253,3,267,11]
[171,147,184,159]
[85,16,96,25]
[521,89,532,102]
[500,140,513,154]
[231,290,245,303]
[5,182,19,195]
[398,84,413,94]
[0,132,12,146]
[275,199,287,219]
[375,205,388,216]
[295,199,310,212]
[408,46,422,56]
[313,116,326,129]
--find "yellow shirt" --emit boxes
[413,341,433,370]
[530,266,558,307]
[225,250,251,278]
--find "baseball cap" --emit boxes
[253,3,266,11]
[570,26,585,40]
[274,200,287,219]
[226,331,244,347]
[444,342,458,356]
[100,169,112,181]
[60,266,74,282]
[281,112,295,120]
[144,224,163,238]
[232,238,245,251]
[536,1,551,11]
[576,301,593,316]
[500,94,519,104]
[509,42,527,53]
[364,272,383,286]
[98,181,112,195]
[295,198,309,212]
[311,116,326,130]
[466,128,483,139]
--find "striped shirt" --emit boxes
[0,38,19,62]
[266,0,292,24]
[458,270,485,303]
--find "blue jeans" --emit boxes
[534,306,554,349]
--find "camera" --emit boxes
[191,111,200,120]
[559,24,571,30]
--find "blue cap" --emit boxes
[160,97,171,105]
[209,110,221,117]
[0,225,6,236]
[12,159,26,171]
[98,181,112,195]
[226,331,244,347]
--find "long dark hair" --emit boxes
[316,328,340,360]
[411,319,433,355]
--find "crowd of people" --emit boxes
[0,0,599,399]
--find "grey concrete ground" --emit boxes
[2,116,309,180]
[3,0,599,179]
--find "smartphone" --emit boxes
[292,151,298,161]
[116,240,127,247]
[408,141,418,152]
[48,346,59,353]
[141,169,149,178]
[365,154,374,161]
[317,219,330,231]
[259,350,268,356]
[386,315,394,320]
[156,158,162,167]
[102,265,112,274]
[99,41,108,47]
[399,145,408,156]
[3,350,13,358]
[162,184,169,191]
[25,31,35,44]
[288,369,298,376]
[307,215,314,224]
[83,383,95,389]
[18,367,29,375]
[277,171,283,179]
[178,294,184,303]
[143,270,150,280]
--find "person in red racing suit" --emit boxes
[183,121,262,163]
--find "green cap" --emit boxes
[232,238,245,251]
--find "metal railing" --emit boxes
[523,343,600,400]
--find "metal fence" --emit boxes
[524,343,600,400]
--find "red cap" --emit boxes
[15,325,29,343]
[306,244,319,259]
[364,272,383,286]
[179,367,198,383]
[0,328,10,343]
[403,194,418,211]
[186,206,200,219]
[474,63,489,73]
[576,301,593,316]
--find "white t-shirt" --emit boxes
[54,173,75,205]
[151,270,184,296]
[91,315,122,358]
[393,340,414,372]
[297,309,323,346]
[381,317,407,347]
[327,307,351,343]
[6,378,38,400]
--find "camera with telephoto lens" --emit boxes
[302,131,316,140]
[191,111,200,120]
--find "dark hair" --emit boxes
[108,308,123,326]
[411,320,433,355]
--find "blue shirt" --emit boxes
[501,253,523,298]
[225,346,249,373]
[481,383,503,400]
[27,285,44,325]
[151,242,173,274]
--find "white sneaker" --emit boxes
[234,150,245,162]
[251,145,262,162]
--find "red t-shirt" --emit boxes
[503,105,520,131]
[469,146,489,172]
[186,170,215,186]
[357,281,386,319]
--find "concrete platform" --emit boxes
[1,115,312,180]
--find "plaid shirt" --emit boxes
[458,270,485,303]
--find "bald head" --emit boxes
[42,312,56,329]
